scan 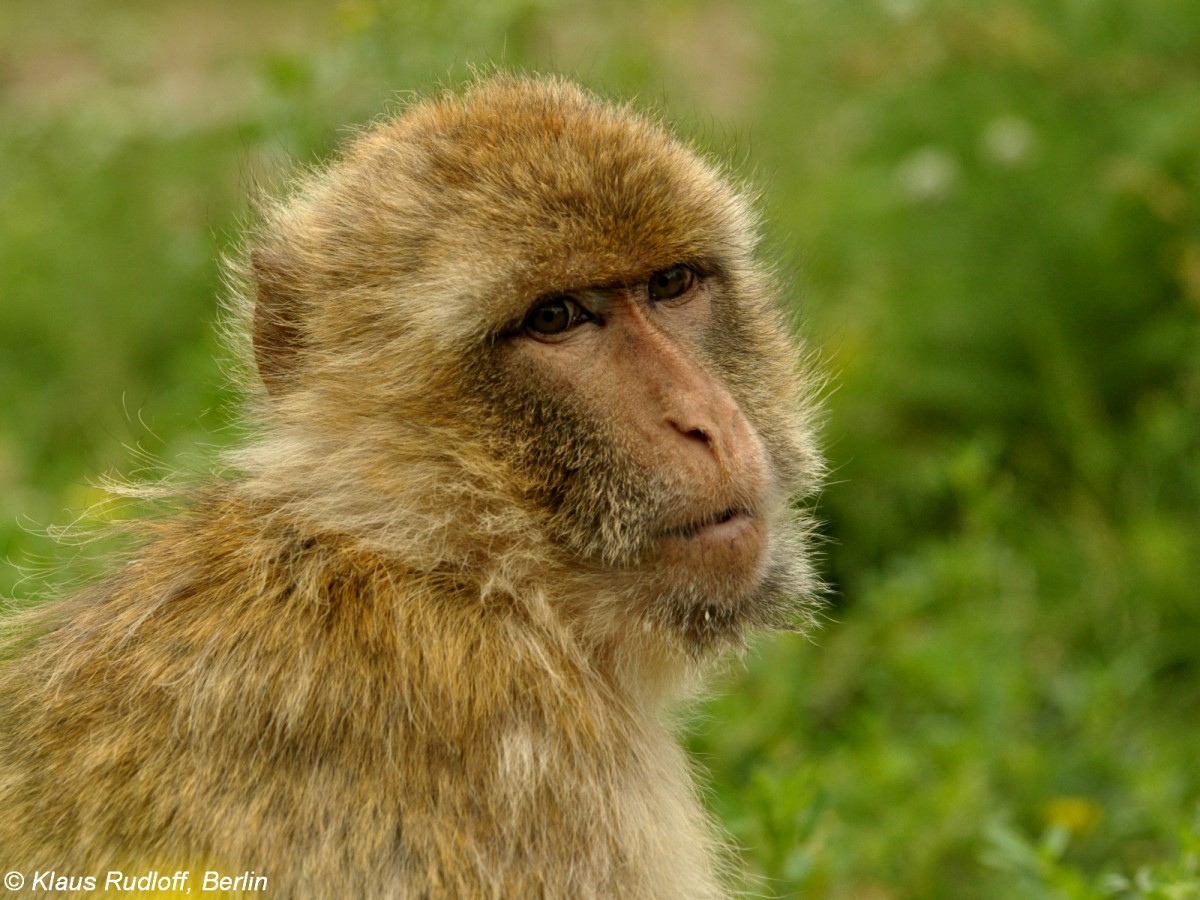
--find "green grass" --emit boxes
[2,1,1198,896]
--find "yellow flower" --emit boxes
[1044,796,1104,835]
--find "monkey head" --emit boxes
[241,75,822,655]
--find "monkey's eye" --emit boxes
[647,265,695,303]
[523,297,590,338]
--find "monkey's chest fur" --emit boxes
[0,491,728,899]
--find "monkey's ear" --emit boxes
[250,247,306,396]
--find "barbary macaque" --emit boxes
[0,74,823,898]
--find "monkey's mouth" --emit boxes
[663,507,753,541]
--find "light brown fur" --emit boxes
[0,75,822,898]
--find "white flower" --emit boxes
[895,146,960,202]
[980,116,1037,168]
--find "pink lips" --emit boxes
[697,510,754,541]
[665,508,755,541]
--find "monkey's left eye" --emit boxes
[523,297,590,339]
[647,266,695,303]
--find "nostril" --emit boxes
[670,420,714,450]
[666,418,718,455]
[668,417,707,440]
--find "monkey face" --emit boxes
[504,267,768,557]
[473,260,815,650]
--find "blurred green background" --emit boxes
[1,0,1197,896]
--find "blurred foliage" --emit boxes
[1,0,1197,897]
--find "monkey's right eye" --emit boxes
[523,297,590,338]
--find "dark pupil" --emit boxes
[650,266,688,300]
[529,300,571,334]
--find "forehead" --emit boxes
[367,82,752,302]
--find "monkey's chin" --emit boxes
[630,508,817,653]
[656,510,769,595]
